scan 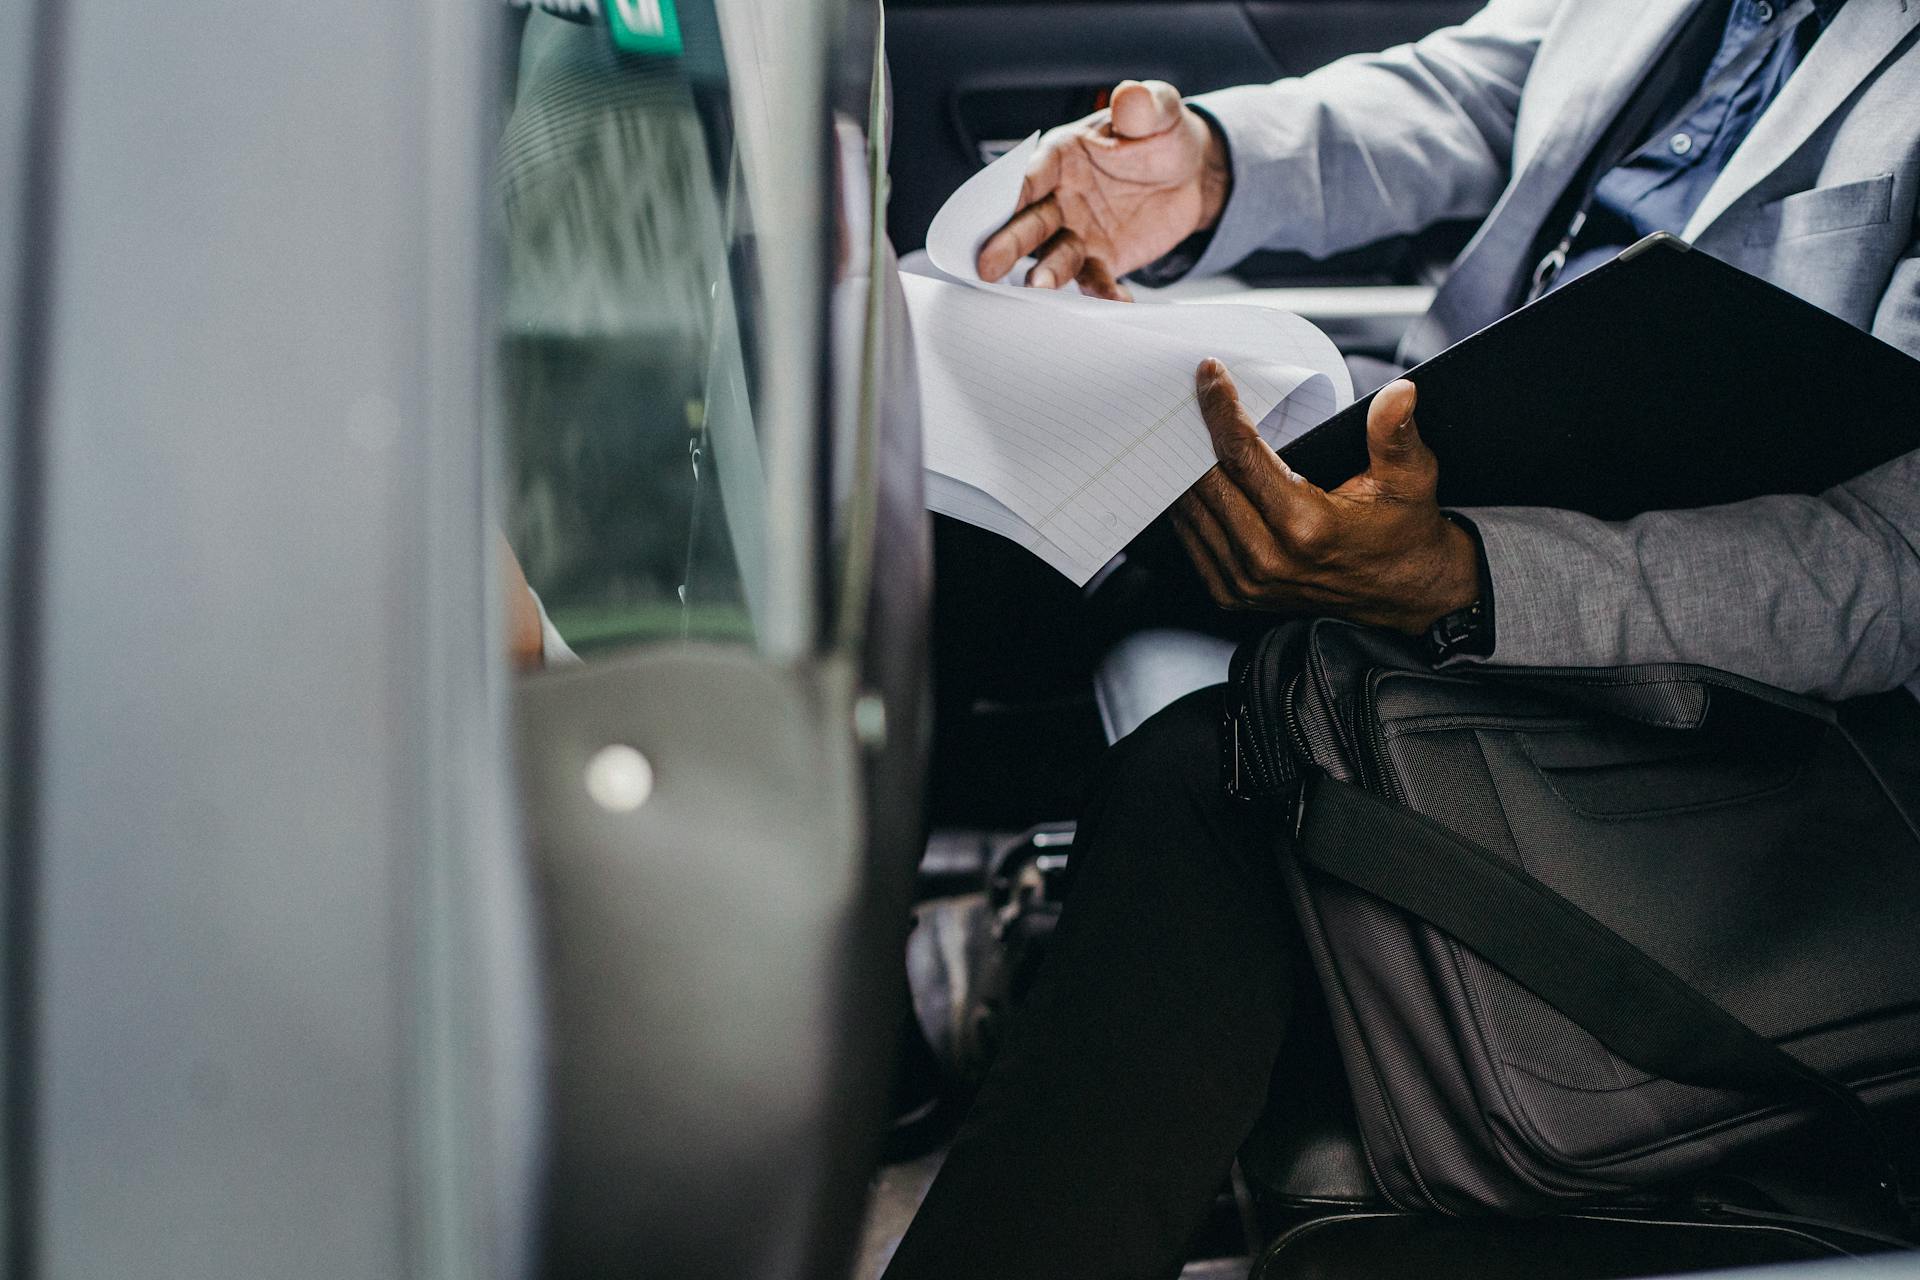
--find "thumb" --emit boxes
[1109,80,1184,140]
[1362,380,1435,495]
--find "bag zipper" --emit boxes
[1357,672,1411,807]
[1227,631,1305,800]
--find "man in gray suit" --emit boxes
[978,0,1920,702]
[880,6,1920,1278]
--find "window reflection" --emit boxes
[497,6,768,659]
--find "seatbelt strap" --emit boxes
[1293,772,1907,1212]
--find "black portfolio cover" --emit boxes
[1280,234,1920,517]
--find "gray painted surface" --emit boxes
[29,2,533,1277]
[518,647,869,1278]
[0,0,37,441]
[0,0,46,1268]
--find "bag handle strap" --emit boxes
[1294,773,1905,1210]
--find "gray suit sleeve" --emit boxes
[1185,0,1562,276]
[1456,241,1920,700]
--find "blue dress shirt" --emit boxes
[1554,0,1844,288]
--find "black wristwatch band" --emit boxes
[1426,512,1496,663]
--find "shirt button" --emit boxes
[1669,132,1694,156]
[1756,0,1775,20]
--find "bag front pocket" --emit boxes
[1517,718,1805,819]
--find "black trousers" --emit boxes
[883,687,1300,1280]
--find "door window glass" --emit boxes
[498,5,772,657]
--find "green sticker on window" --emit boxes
[605,0,683,56]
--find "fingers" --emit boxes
[1171,499,1242,609]
[1015,133,1067,212]
[1027,228,1087,291]
[978,193,1064,283]
[1195,359,1331,533]
[980,84,1181,281]
[1075,257,1133,302]
[1187,465,1290,600]
[1361,379,1438,498]
[1195,357,1260,444]
[1109,79,1184,140]
[1187,461,1270,554]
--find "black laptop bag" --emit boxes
[1224,620,1920,1219]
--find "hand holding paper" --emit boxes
[973,80,1229,293]
[1171,365,1480,631]
[906,137,1353,584]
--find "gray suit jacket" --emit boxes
[1189,0,1920,699]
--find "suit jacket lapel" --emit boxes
[1515,0,1704,195]
[1409,0,1700,358]
[1684,0,1920,237]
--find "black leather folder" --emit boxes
[1280,233,1920,517]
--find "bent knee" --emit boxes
[1095,684,1229,807]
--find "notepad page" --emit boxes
[925,132,1045,291]
[904,272,1336,583]
[907,251,1353,417]
[924,472,1084,577]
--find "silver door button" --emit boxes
[586,744,656,813]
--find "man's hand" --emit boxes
[976,80,1230,300]
[1171,361,1482,633]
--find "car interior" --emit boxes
[7,0,1916,1278]
[875,1,1920,1276]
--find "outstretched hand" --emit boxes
[1170,362,1481,633]
[976,80,1229,300]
